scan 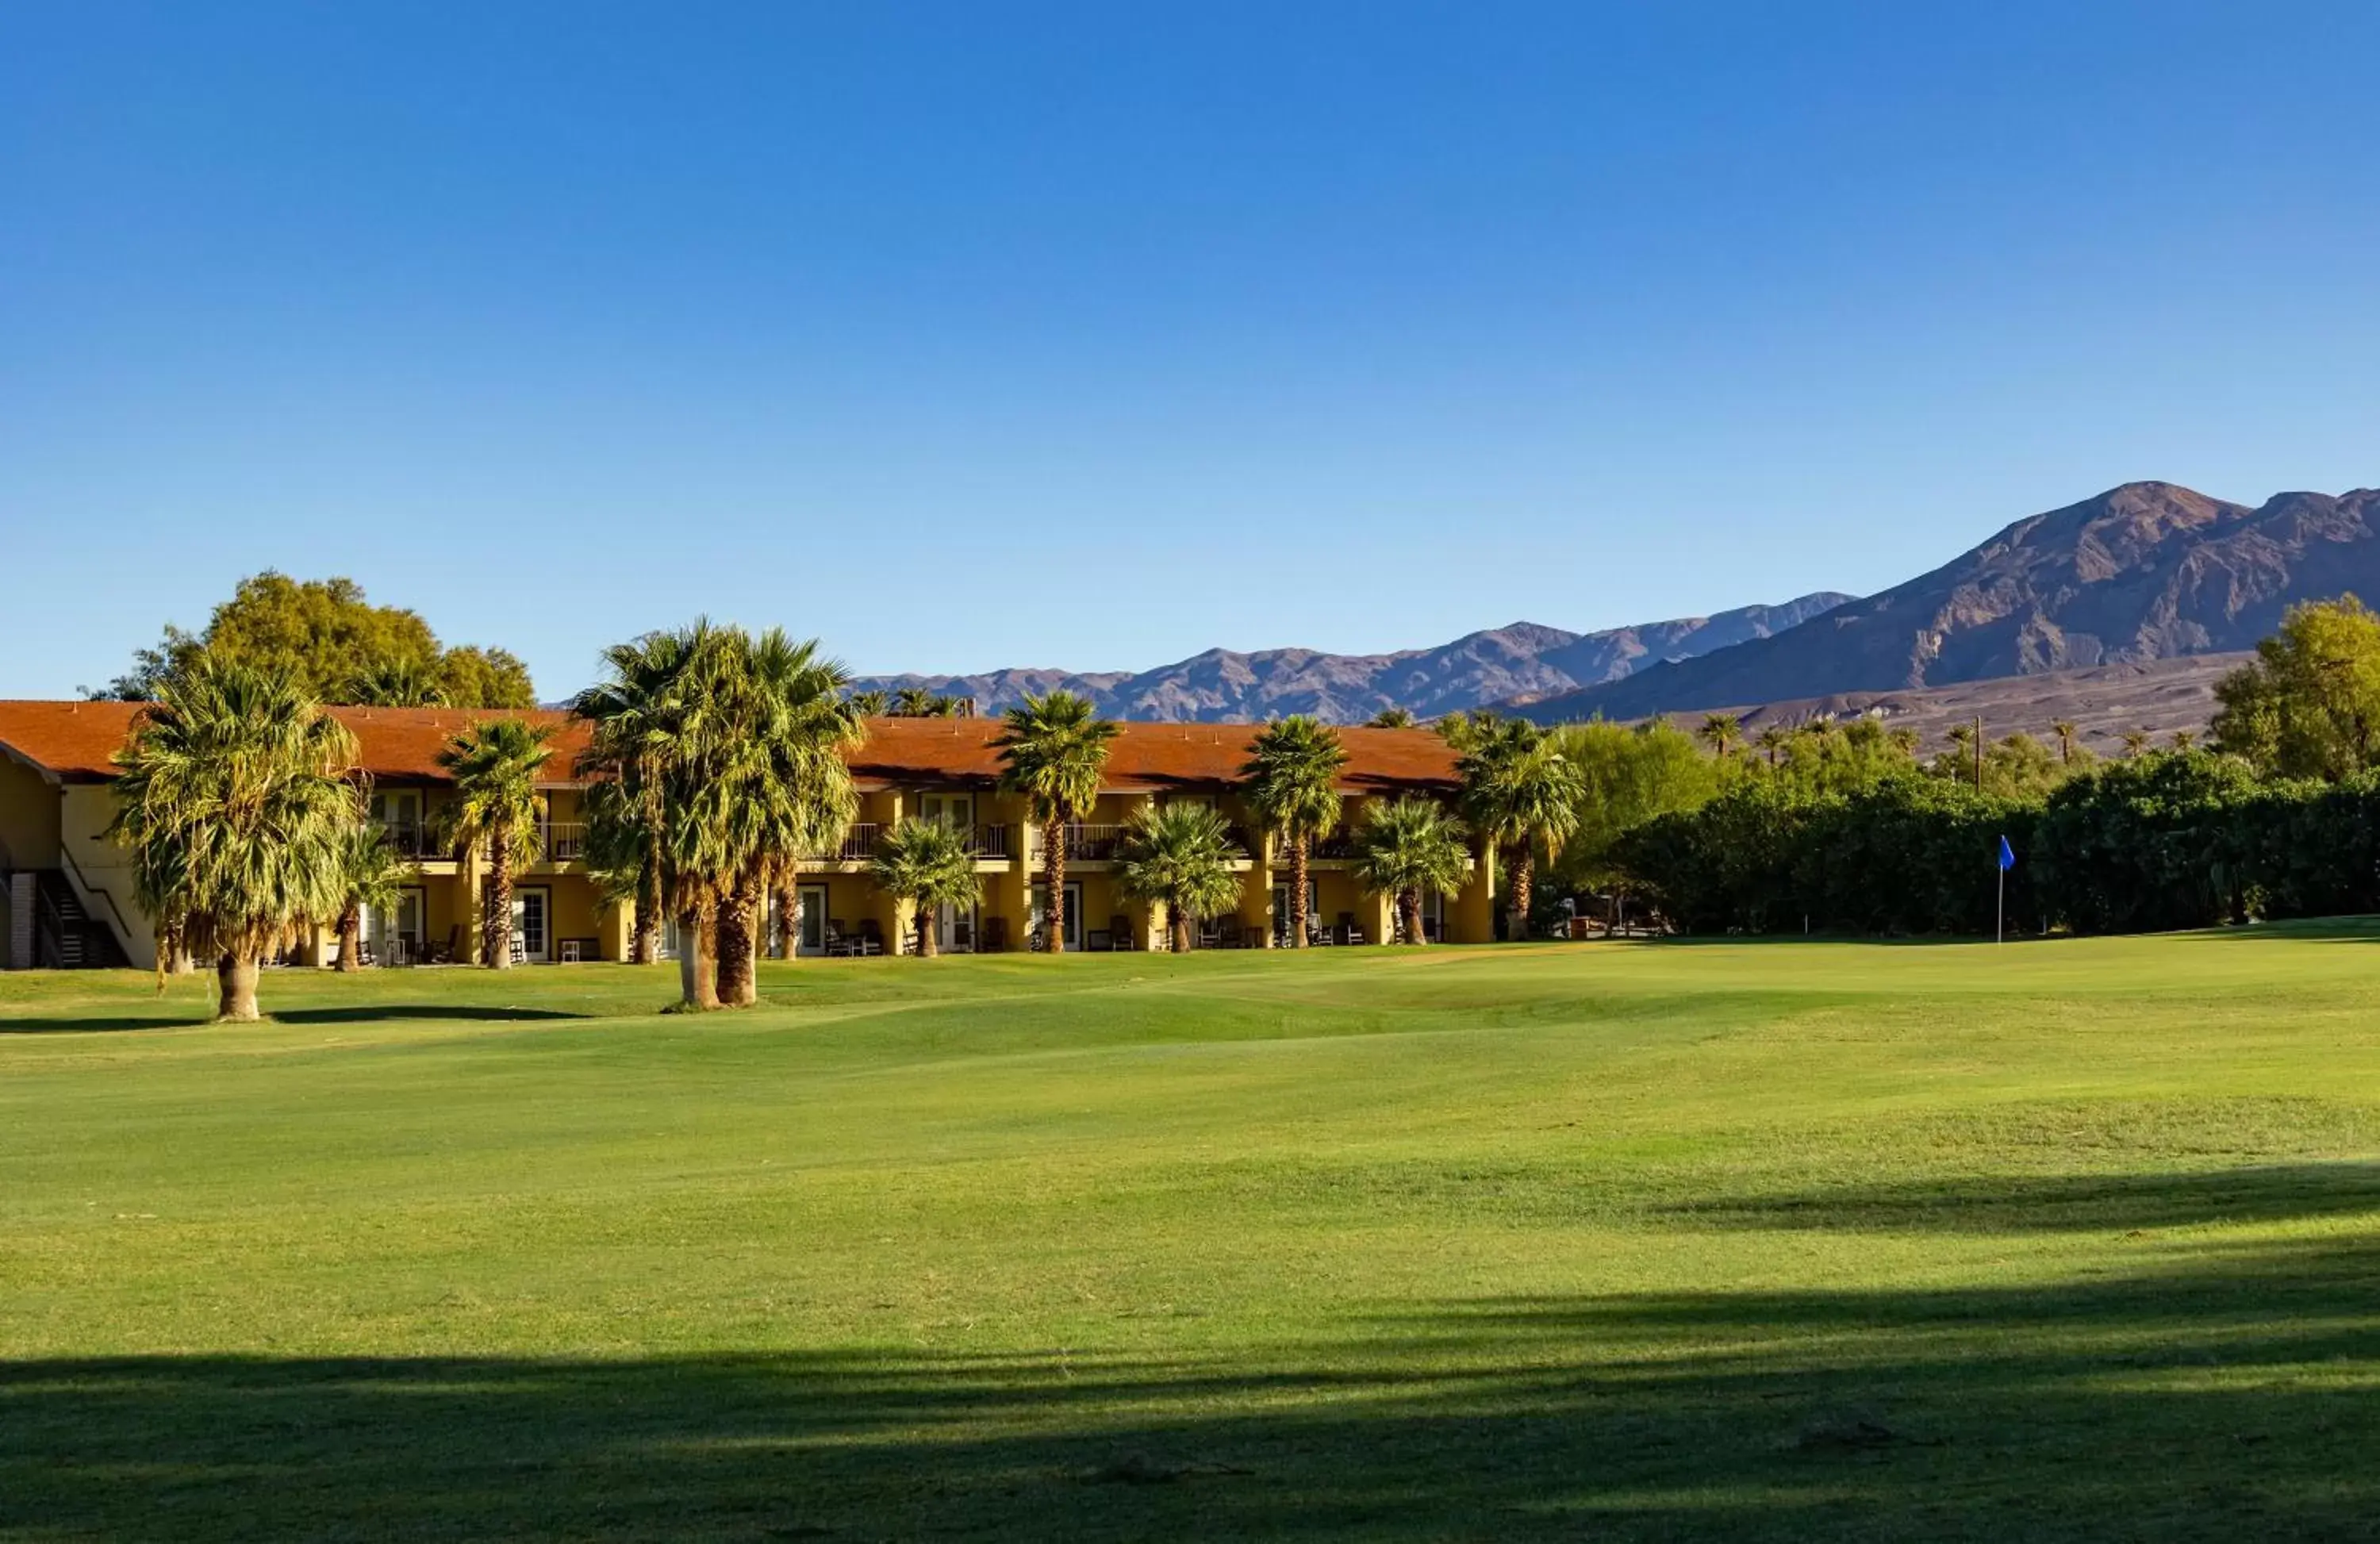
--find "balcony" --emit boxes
[538,823,587,863]
[378,823,434,860]
[803,822,1012,863]
[1039,824,1255,862]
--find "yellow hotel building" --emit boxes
[0,702,1498,970]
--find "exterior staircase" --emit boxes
[33,870,129,970]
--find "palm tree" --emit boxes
[574,628,711,968]
[2122,728,2152,758]
[436,717,555,970]
[707,630,860,1001]
[348,655,449,708]
[107,659,359,1020]
[1457,718,1583,940]
[1699,713,1741,757]
[330,821,409,972]
[1242,716,1349,947]
[1116,802,1242,952]
[1753,725,1788,767]
[1351,797,1468,945]
[1366,707,1418,729]
[869,817,983,958]
[847,689,889,716]
[1434,709,1501,754]
[893,686,937,717]
[2170,728,2198,751]
[993,690,1119,954]
[2049,719,2079,765]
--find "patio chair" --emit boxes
[1085,929,1111,952]
[981,916,1008,953]
[1108,916,1134,951]
[857,918,885,956]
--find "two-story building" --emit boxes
[0,701,1497,970]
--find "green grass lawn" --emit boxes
[4,929,2378,1540]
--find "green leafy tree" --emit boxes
[106,659,359,1020]
[1116,801,1243,952]
[870,818,984,958]
[993,691,1119,954]
[88,572,534,707]
[436,718,555,970]
[331,821,410,972]
[1458,718,1584,939]
[1551,720,1723,897]
[2212,596,2380,780]
[1351,797,1469,945]
[1242,716,1349,947]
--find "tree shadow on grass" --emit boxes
[1657,1162,2380,1234]
[273,1005,588,1025]
[0,1014,201,1035]
[5,1233,2375,1542]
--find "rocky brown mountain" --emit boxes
[1513,482,2380,723]
[852,595,1849,724]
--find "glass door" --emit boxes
[919,793,973,843]
[511,888,551,963]
[1271,879,1319,944]
[1030,882,1083,951]
[369,789,423,858]
[367,886,425,965]
[796,884,828,956]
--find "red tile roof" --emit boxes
[0,701,1460,793]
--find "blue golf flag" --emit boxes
[1997,835,2016,871]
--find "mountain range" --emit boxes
[1512,482,2380,723]
[858,481,2376,732]
[850,595,1851,724]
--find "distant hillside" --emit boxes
[853,594,1849,724]
[1512,482,2380,722]
[1639,654,2246,759]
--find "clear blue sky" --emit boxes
[6,2,2376,698]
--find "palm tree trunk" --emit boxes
[1289,834,1311,947]
[1170,903,1191,954]
[1511,848,1535,940]
[1401,888,1424,947]
[336,906,362,974]
[1044,820,1067,954]
[632,844,662,965]
[716,875,759,1005]
[917,899,939,959]
[216,952,262,1022]
[484,828,514,970]
[772,884,796,960]
[678,896,720,1009]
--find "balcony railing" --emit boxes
[539,823,587,863]
[970,824,1012,859]
[378,823,434,860]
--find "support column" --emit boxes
[1362,887,1395,946]
[1453,842,1497,944]
[1238,829,1275,947]
[598,899,632,962]
[459,851,484,965]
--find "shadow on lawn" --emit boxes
[0,1004,589,1033]
[4,1233,2374,1542]
[1660,1162,2380,1234]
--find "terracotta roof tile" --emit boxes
[0,702,1460,793]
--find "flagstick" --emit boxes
[1997,864,2005,946]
